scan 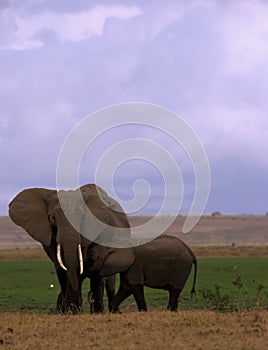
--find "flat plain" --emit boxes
[0,215,267,349]
[1,214,268,248]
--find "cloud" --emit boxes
[1,0,268,216]
[195,106,268,167]
[223,0,268,73]
[0,4,141,50]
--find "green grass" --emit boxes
[0,259,267,313]
[0,261,58,312]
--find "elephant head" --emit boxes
[9,184,130,312]
[86,243,135,277]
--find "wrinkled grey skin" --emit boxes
[88,235,197,312]
[9,184,130,314]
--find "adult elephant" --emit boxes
[9,184,130,313]
[87,235,197,312]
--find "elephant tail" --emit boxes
[191,256,197,300]
[177,238,197,298]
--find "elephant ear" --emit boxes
[100,247,135,277]
[9,188,55,246]
[79,184,129,242]
[79,184,125,213]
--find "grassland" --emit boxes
[0,251,267,349]
[0,258,267,313]
[0,216,267,349]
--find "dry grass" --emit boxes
[1,214,268,250]
[0,244,267,262]
[129,214,268,246]
[191,245,268,258]
[1,212,268,261]
[0,248,48,261]
[1,310,267,349]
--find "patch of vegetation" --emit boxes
[198,284,232,312]
[0,258,267,313]
[188,261,268,312]
[211,211,222,216]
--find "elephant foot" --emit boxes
[58,302,82,315]
[68,303,82,314]
[56,292,83,314]
[108,302,113,313]
[167,304,178,312]
[111,307,122,314]
[89,302,104,314]
[88,294,104,314]
[92,299,104,314]
[56,292,64,314]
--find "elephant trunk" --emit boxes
[57,218,84,292]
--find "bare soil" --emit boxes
[1,310,267,350]
[1,214,268,249]
[128,214,268,246]
[1,214,268,260]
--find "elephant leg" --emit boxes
[88,277,105,313]
[112,285,132,313]
[167,287,181,311]
[90,274,104,313]
[105,275,116,312]
[55,268,67,313]
[42,244,68,313]
[58,272,84,314]
[131,284,147,311]
[88,289,94,314]
[55,263,85,314]
[58,277,83,314]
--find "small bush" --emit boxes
[211,211,222,216]
[198,285,234,312]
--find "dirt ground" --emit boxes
[1,214,268,260]
[1,310,267,350]
[1,214,268,250]
[1,214,268,249]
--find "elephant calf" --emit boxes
[87,276,116,313]
[88,235,197,312]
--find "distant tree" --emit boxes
[211,211,222,217]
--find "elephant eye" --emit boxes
[49,213,56,223]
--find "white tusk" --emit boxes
[78,244,83,275]
[57,244,67,271]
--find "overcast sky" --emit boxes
[1,0,268,216]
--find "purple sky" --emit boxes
[1,0,268,216]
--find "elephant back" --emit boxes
[127,235,194,289]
